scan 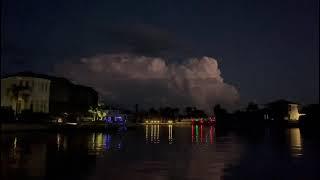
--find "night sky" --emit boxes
[1,0,319,109]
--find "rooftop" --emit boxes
[2,71,97,93]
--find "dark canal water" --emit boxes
[1,125,320,180]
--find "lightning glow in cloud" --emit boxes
[55,54,239,111]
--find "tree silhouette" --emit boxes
[185,107,193,118]
[213,104,229,126]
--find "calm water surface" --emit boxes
[1,125,320,180]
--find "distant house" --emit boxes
[265,100,303,121]
[1,72,98,114]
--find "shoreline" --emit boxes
[1,121,305,133]
[0,122,189,132]
[0,122,140,132]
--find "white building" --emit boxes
[1,76,51,113]
[288,103,303,121]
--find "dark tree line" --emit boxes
[133,106,208,122]
[213,100,320,129]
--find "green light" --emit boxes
[195,125,199,143]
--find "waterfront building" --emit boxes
[1,75,50,113]
[1,72,98,114]
[265,100,304,121]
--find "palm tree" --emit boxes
[172,108,180,121]
[88,105,107,121]
[185,107,193,118]
[88,106,98,121]
[7,84,31,115]
[148,108,158,118]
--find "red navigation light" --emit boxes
[191,124,194,143]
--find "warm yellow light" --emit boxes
[145,120,149,123]
[168,120,173,124]
[96,133,103,150]
[151,124,154,142]
[57,118,63,123]
[168,124,173,144]
[157,125,160,143]
[289,128,303,157]
[288,104,303,121]
[13,137,17,150]
[145,124,148,142]
[57,134,61,150]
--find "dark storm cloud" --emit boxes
[2,22,188,78]
[3,21,188,64]
[108,24,176,55]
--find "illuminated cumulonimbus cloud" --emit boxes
[55,54,239,111]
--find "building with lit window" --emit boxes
[1,72,98,114]
[265,100,303,121]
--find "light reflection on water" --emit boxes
[168,125,173,144]
[87,133,116,155]
[55,132,119,155]
[191,125,215,144]
[11,137,18,161]
[56,133,67,151]
[288,128,303,157]
[1,126,318,180]
[145,124,165,144]
[144,124,215,144]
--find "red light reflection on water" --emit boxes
[200,125,203,143]
[191,125,214,144]
[191,124,194,143]
[210,126,214,144]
